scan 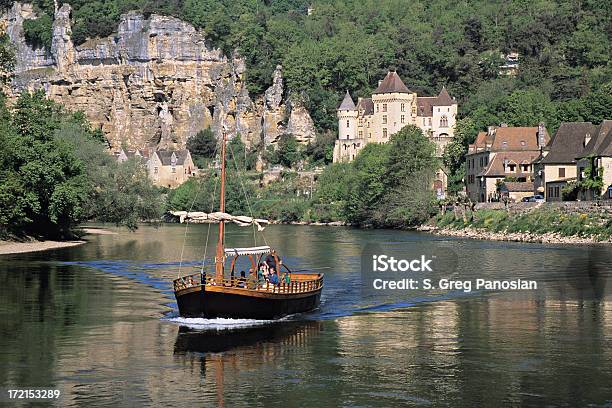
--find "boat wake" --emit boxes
[163,314,277,330]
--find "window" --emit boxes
[508,164,516,172]
[401,103,405,112]
[440,115,448,127]
[172,167,176,173]
[376,104,379,112]
[359,130,363,138]
[423,118,426,126]
[382,103,387,112]
[383,128,388,138]
[346,120,350,127]
[154,167,158,174]
[428,118,432,126]
[412,106,416,114]
[382,115,387,124]
[401,115,405,124]
[522,164,529,172]
[358,117,363,126]
[558,167,565,178]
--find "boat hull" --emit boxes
[175,286,322,320]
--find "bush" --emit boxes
[23,13,53,51]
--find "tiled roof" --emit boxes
[156,149,190,166]
[357,97,374,115]
[373,71,411,94]
[580,120,612,158]
[490,127,548,151]
[416,97,436,116]
[501,181,534,192]
[436,87,454,106]
[479,151,539,177]
[541,122,597,164]
[338,90,356,110]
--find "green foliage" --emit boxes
[269,134,304,168]
[0,30,15,83]
[187,128,217,167]
[166,169,255,215]
[0,92,87,238]
[227,136,258,171]
[434,208,612,240]
[0,92,163,238]
[304,131,335,165]
[23,12,53,50]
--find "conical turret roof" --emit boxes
[373,71,411,94]
[338,90,356,110]
[436,86,454,106]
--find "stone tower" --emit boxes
[337,90,357,141]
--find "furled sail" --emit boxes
[169,211,269,231]
[224,246,271,256]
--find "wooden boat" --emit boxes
[173,133,323,320]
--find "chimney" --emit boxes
[500,123,508,127]
[537,122,546,148]
[487,126,497,136]
[378,80,383,87]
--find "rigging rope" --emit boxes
[227,139,269,247]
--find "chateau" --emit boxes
[333,70,458,193]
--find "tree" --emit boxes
[187,128,217,167]
[1,92,89,238]
[275,134,303,168]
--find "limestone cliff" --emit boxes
[2,3,316,150]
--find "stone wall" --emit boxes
[474,201,612,215]
[2,3,316,151]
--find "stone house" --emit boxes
[465,124,549,202]
[576,120,612,200]
[333,70,457,194]
[533,122,598,201]
[146,149,197,188]
[114,148,151,163]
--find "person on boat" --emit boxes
[269,270,279,287]
[237,271,247,288]
[265,254,277,273]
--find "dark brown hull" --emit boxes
[175,286,322,320]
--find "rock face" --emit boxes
[2,3,316,150]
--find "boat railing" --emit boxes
[173,272,323,294]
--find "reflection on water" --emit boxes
[0,224,611,406]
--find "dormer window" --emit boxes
[171,153,177,166]
[502,141,508,149]
[520,140,526,146]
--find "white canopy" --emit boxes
[224,246,272,256]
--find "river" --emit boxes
[0,224,611,407]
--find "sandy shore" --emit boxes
[0,239,87,255]
[0,227,116,255]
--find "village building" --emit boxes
[465,124,549,202]
[114,148,151,163]
[146,149,197,188]
[533,122,598,201]
[576,120,612,200]
[333,70,458,195]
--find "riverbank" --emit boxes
[422,205,612,244]
[418,224,611,244]
[0,227,116,255]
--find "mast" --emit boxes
[215,131,227,281]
